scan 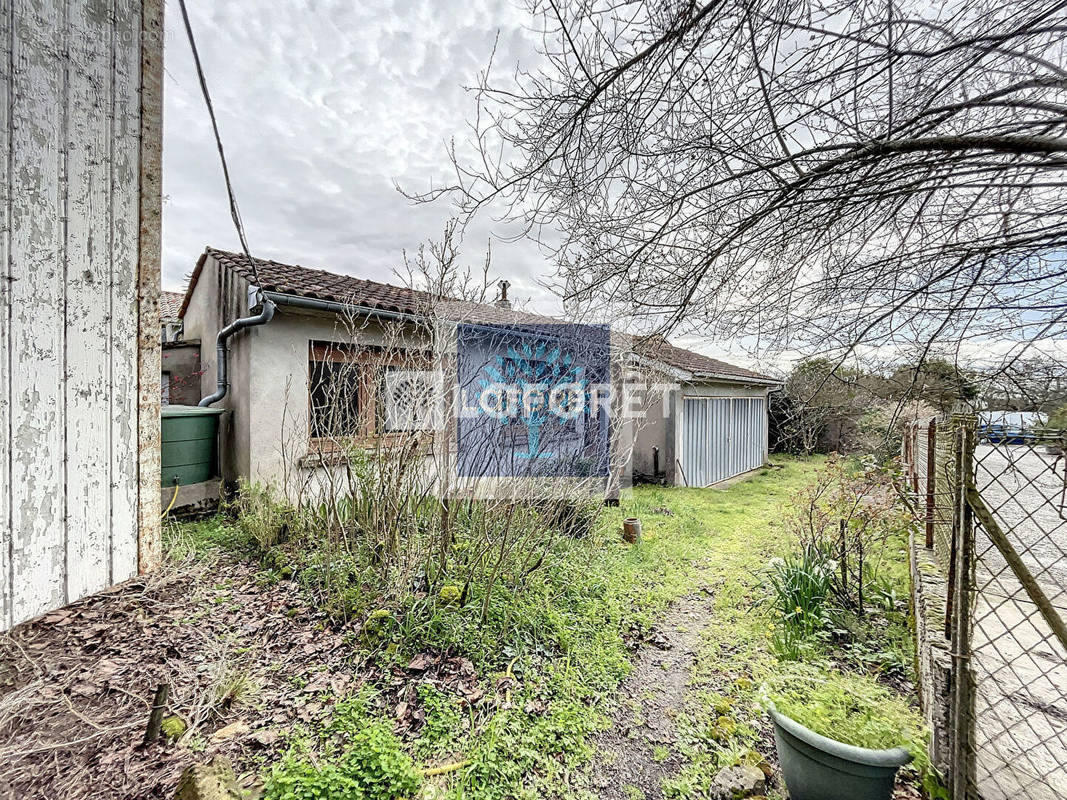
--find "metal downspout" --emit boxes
[198,298,277,407]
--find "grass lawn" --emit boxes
[0,456,926,800]
[207,456,927,800]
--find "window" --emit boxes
[308,341,436,446]
[309,344,362,439]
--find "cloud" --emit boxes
[162,0,553,311]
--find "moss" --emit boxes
[707,716,737,742]
[438,584,462,606]
[363,609,393,644]
[161,715,188,741]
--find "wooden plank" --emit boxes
[1,2,13,629]
[9,0,68,622]
[64,0,114,600]
[110,0,143,581]
[136,0,162,573]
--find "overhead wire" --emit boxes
[176,0,262,285]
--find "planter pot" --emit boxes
[768,705,911,800]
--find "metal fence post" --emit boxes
[950,420,976,800]
[926,419,937,548]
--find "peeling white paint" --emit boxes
[1,0,153,630]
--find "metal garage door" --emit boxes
[681,397,767,487]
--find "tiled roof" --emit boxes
[188,247,779,385]
[632,336,776,383]
[205,248,431,316]
[160,290,185,322]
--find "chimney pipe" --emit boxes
[495,279,511,310]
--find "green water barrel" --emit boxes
[160,405,225,486]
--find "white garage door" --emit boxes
[681,397,767,487]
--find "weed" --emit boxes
[211,663,262,711]
[414,684,463,756]
[173,459,929,800]
[229,481,297,553]
[265,693,420,800]
[762,662,930,775]
[767,547,834,635]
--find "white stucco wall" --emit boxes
[183,255,432,497]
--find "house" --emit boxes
[179,248,779,497]
[1,0,163,630]
[161,290,184,342]
[160,290,203,406]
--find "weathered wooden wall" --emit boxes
[0,0,162,630]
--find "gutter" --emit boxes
[198,289,418,408]
[258,289,418,323]
[690,371,783,387]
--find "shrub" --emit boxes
[1049,403,1067,430]
[785,455,908,617]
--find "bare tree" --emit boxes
[412,0,1067,373]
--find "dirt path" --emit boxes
[591,590,715,800]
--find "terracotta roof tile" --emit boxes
[160,290,184,322]
[632,336,777,383]
[207,248,431,316]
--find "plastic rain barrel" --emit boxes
[160,405,225,487]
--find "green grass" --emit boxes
[168,458,929,799]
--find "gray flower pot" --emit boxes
[768,705,912,800]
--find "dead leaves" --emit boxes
[0,555,359,800]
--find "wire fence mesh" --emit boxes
[904,417,1067,800]
[968,428,1067,800]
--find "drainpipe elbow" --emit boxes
[197,298,276,407]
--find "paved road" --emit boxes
[969,443,1067,800]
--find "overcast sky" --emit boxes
[161,0,559,309]
[160,1,790,371]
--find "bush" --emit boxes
[766,456,916,674]
[1049,403,1067,430]
[784,455,908,617]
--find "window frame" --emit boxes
[306,340,435,452]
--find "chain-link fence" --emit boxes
[904,417,1067,800]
